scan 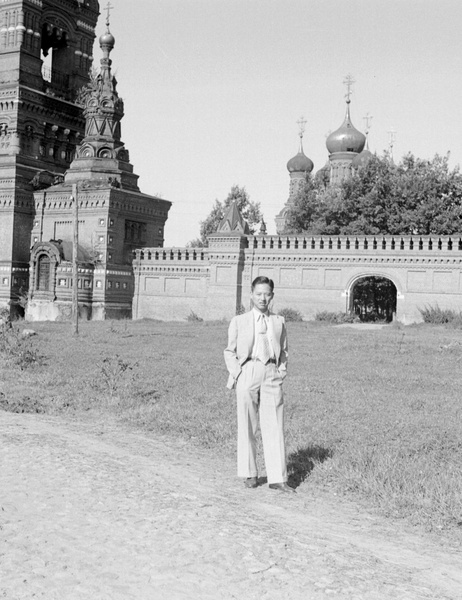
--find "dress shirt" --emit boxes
[251,309,276,360]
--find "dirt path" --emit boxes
[1,412,461,600]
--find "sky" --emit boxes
[94,0,462,246]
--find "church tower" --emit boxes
[26,11,172,321]
[0,0,100,314]
[275,117,314,235]
[326,75,366,186]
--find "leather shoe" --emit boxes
[244,477,258,488]
[269,482,296,493]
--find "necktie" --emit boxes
[257,315,271,364]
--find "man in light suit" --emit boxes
[224,276,295,493]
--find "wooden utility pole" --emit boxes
[72,183,79,335]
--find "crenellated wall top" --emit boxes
[245,234,462,254]
[133,234,462,266]
[133,247,208,264]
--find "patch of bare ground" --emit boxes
[1,411,461,600]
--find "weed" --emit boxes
[397,331,406,353]
[93,355,139,399]
[315,311,357,324]
[278,308,303,322]
[0,393,46,414]
[186,310,203,322]
[0,323,43,370]
[109,320,130,335]
[419,304,462,326]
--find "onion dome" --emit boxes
[287,151,314,173]
[352,147,373,168]
[316,160,330,177]
[99,30,115,50]
[99,5,115,53]
[287,138,314,173]
[326,101,366,155]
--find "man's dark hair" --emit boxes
[251,276,274,291]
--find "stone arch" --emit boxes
[30,242,61,296]
[346,272,400,322]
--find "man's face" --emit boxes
[250,283,274,313]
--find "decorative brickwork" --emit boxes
[133,234,462,324]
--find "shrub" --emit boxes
[315,311,357,324]
[419,304,462,326]
[278,308,303,322]
[0,323,43,369]
[91,355,138,399]
[186,310,203,322]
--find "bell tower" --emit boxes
[0,0,99,315]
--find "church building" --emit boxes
[275,77,372,234]
[0,1,171,320]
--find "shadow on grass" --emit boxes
[287,445,333,488]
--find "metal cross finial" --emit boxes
[105,2,114,27]
[363,113,373,135]
[297,116,307,139]
[388,127,397,161]
[343,74,355,103]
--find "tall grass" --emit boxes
[1,319,462,539]
[419,304,462,327]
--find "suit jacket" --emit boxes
[224,310,288,389]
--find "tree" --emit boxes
[282,175,320,234]
[189,185,263,246]
[284,153,462,236]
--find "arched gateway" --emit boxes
[348,275,398,322]
[133,209,462,324]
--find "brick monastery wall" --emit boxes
[133,234,462,324]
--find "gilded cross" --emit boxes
[105,2,114,27]
[343,74,355,102]
[296,116,307,139]
[363,113,373,135]
[388,128,397,161]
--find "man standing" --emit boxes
[224,276,295,493]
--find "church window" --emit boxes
[84,280,91,289]
[107,281,112,289]
[123,282,128,290]
[34,221,39,228]
[110,219,114,227]
[96,280,102,289]
[37,254,51,291]
[99,218,105,226]
[58,279,67,286]
[33,237,38,243]
[41,24,70,91]
[125,220,147,244]
[115,282,120,289]
[2,278,8,285]
[108,236,113,244]
[108,253,112,260]
[98,235,105,243]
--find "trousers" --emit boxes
[235,359,287,484]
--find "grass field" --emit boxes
[2,318,462,540]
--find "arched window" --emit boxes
[37,254,51,291]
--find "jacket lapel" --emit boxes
[247,310,255,352]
